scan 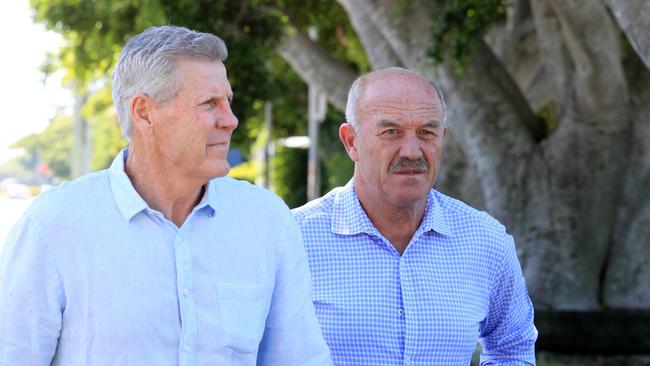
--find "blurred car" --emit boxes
[40,184,54,193]
[5,183,32,199]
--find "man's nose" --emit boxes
[217,102,238,130]
[399,133,424,159]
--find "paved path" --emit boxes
[0,196,33,249]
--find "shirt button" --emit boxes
[404,357,411,365]
[183,288,189,296]
[398,307,405,316]
[184,345,191,353]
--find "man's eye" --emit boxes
[419,129,440,138]
[383,129,398,135]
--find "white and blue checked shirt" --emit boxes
[293,181,537,365]
[0,149,331,366]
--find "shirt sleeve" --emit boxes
[256,212,332,366]
[0,214,64,365]
[478,233,537,365]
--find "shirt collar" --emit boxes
[108,148,149,221]
[109,149,219,221]
[331,180,379,236]
[194,178,218,216]
[420,190,452,236]
[331,179,451,237]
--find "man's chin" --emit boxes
[201,161,231,180]
[386,183,431,204]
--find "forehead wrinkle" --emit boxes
[363,103,442,121]
[362,99,438,109]
[361,102,442,119]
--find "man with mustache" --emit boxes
[0,26,331,365]
[293,67,537,365]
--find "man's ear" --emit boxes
[339,122,359,162]
[130,94,156,136]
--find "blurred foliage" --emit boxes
[81,84,128,170]
[537,101,559,136]
[397,0,508,73]
[0,155,44,184]
[228,161,258,184]
[278,0,371,73]
[30,0,286,150]
[15,115,73,179]
[272,144,307,208]
[319,108,354,191]
[9,85,127,180]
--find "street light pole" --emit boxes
[307,84,327,201]
[71,89,90,179]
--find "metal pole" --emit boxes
[307,85,327,201]
[71,90,90,179]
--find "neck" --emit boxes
[125,147,205,228]
[355,182,427,255]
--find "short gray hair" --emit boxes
[112,25,228,141]
[345,67,447,132]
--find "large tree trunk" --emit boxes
[604,53,650,308]
[527,0,632,309]
[278,30,357,111]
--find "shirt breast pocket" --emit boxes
[215,282,271,355]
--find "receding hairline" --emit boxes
[359,68,439,99]
[349,67,446,126]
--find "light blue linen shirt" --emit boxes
[293,181,537,365]
[0,149,331,366]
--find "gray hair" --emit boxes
[345,67,447,132]
[112,25,228,141]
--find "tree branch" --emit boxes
[438,40,539,220]
[485,0,551,112]
[353,0,434,70]
[530,0,628,124]
[336,0,403,69]
[277,30,358,111]
[605,0,650,70]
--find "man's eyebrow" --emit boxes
[422,120,443,128]
[376,119,399,128]
[196,92,233,103]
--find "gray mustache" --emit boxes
[388,157,429,173]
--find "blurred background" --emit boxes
[0,1,648,364]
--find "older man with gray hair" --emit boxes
[0,26,331,365]
[294,67,537,365]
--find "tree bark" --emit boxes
[485,0,551,113]
[605,0,650,69]
[337,0,403,69]
[604,53,650,308]
[278,30,357,111]
[352,0,434,70]
[521,0,631,309]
